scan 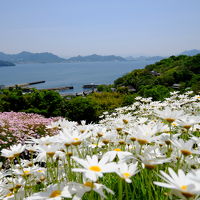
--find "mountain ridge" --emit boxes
[0,51,66,64]
[180,49,200,56]
[0,60,15,67]
[0,49,200,64]
[66,54,126,62]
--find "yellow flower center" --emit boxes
[181,149,192,156]
[40,176,45,181]
[130,137,136,142]
[165,140,171,145]
[123,119,129,124]
[66,152,73,157]
[49,190,61,198]
[37,170,44,173]
[13,153,20,157]
[47,152,55,157]
[119,141,126,145]
[180,185,196,198]
[116,128,122,131]
[89,165,102,172]
[8,156,15,160]
[72,138,81,146]
[165,118,175,123]
[23,170,30,174]
[181,185,187,190]
[114,148,121,151]
[123,172,131,178]
[137,139,148,145]
[102,139,109,144]
[183,125,191,130]
[84,182,95,188]
[145,164,156,169]
[15,184,22,189]
[97,132,104,137]
[6,192,13,197]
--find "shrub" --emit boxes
[139,85,171,101]
[64,96,99,123]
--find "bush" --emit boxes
[139,85,171,101]
[23,89,67,117]
[0,87,26,111]
[64,96,99,123]
[0,89,67,117]
[88,92,124,114]
[122,94,138,106]
[97,84,113,92]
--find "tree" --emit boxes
[64,97,98,123]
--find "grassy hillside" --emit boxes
[114,54,200,95]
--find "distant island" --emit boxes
[125,56,165,62]
[0,52,126,64]
[0,49,200,64]
[0,60,15,67]
[179,49,200,56]
[66,54,126,62]
[0,51,66,64]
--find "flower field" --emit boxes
[0,91,200,200]
[0,112,60,151]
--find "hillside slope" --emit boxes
[114,54,200,97]
[0,51,66,63]
[0,60,15,66]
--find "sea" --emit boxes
[0,61,156,94]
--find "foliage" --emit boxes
[0,92,200,199]
[0,88,66,117]
[0,87,26,111]
[0,88,128,123]
[116,86,129,94]
[64,96,99,123]
[114,54,200,94]
[23,89,66,117]
[122,94,137,106]
[139,85,171,101]
[0,54,199,123]
[88,92,124,115]
[96,84,113,92]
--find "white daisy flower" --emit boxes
[25,183,69,200]
[115,162,139,183]
[171,138,199,156]
[155,107,185,123]
[103,149,134,162]
[64,180,114,200]
[154,168,200,198]
[1,144,26,159]
[35,144,61,162]
[72,155,117,181]
[176,115,200,129]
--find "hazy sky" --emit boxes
[1,0,200,57]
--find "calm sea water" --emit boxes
[0,61,155,93]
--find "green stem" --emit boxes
[10,159,17,200]
[89,189,94,200]
[67,156,73,181]
[76,146,82,157]
[118,178,123,200]
[125,181,129,200]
